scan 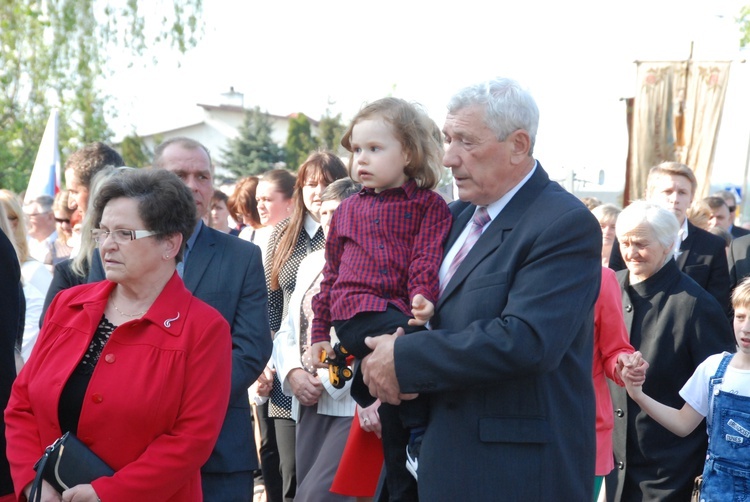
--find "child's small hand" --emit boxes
[408,294,434,326]
[310,341,334,369]
[620,351,649,396]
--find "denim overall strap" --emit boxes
[707,353,734,435]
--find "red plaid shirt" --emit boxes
[311,179,452,344]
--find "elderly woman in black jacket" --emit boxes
[606,200,735,502]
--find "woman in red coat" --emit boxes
[592,267,640,500]
[5,168,232,502]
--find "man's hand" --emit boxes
[408,294,434,326]
[362,328,418,405]
[287,368,323,406]
[310,341,334,369]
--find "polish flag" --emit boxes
[24,109,61,204]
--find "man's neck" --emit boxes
[29,229,53,242]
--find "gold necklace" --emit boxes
[112,300,147,318]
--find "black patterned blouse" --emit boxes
[264,214,323,419]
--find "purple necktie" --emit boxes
[440,206,491,296]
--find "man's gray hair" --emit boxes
[27,194,54,213]
[447,77,539,155]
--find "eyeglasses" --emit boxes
[55,217,71,224]
[728,206,737,213]
[91,228,157,245]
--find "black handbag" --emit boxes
[29,432,114,502]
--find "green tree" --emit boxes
[222,107,286,177]
[739,5,750,48]
[120,133,153,167]
[0,1,202,193]
[285,113,317,170]
[317,109,346,155]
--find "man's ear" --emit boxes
[508,129,531,162]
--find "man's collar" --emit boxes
[483,160,538,220]
[679,217,689,242]
[186,219,203,250]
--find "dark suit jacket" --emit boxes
[609,221,731,315]
[731,224,750,239]
[0,230,22,496]
[41,258,87,325]
[90,223,271,477]
[728,233,750,291]
[394,165,602,500]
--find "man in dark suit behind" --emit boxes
[609,162,731,314]
[90,138,272,501]
[714,189,750,239]
[362,78,602,501]
[0,227,22,501]
[729,233,750,291]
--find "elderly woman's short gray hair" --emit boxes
[615,200,679,252]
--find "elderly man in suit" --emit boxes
[609,163,731,315]
[362,78,602,501]
[90,137,271,501]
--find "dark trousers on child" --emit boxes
[333,305,426,502]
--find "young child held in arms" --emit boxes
[311,97,451,491]
[621,277,750,501]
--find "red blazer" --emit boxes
[5,274,232,501]
[592,267,633,475]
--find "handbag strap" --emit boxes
[28,451,50,502]
[29,433,68,502]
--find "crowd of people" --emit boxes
[0,76,749,502]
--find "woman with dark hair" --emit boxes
[265,151,347,501]
[273,178,361,501]
[5,168,232,501]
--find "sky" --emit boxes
[101,0,750,194]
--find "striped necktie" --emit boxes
[440,207,491,296]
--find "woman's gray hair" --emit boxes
[447,77,539,155]
[615,200,679,252]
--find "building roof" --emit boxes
[196,103,320,126]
